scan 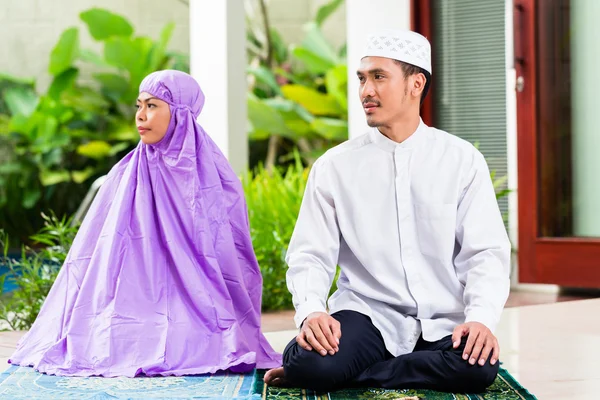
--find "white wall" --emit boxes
[346,0,411,138]
[505,0,519,260]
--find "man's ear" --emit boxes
[412,73,426,98]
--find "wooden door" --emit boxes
[515,0,600,287]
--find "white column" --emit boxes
[505,0,518,250]
[505,0,521,288]
[572,0,600,237]
[345,0,411,139]
[189,0,247,174]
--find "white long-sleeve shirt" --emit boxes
[285,119,511,357]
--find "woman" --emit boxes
[9,70,282,377]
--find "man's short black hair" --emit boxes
[393,60,431,104]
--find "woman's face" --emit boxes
[136,92,171,145]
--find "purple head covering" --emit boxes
[9,70,281,377]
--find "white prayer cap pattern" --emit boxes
[362,29,432,75]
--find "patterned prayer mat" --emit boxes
[253,367,538,400]
[0,365,257,399]
[0,365,536,399]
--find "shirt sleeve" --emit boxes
[285,157,340,328]
[454,150,511,332]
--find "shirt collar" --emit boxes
[369,118,428,152]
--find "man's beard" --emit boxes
[366,115,382,127]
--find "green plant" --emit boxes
[246,0,348,170]
[0,213,79,331]
[242,155,308,310]
[471,142,511,225]
[0,8,188,244]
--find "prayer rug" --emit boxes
[0,365,536,399]
[253,367,538,399]
[0,365,258,399]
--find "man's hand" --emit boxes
[452,322,499,366]
[296,312,341,356]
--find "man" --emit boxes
[264,29,511,393]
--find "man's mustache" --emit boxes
[362,98,381,106]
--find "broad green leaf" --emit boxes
[0,163,22,174]
[315,0,344,27]
[61,86,110,113]
[262,98,297,113]
[281,84,343,116]
[72,167,96,184]
[164,51,190,72]
[0,73,35,86]
[48,68,79,100]
[495,188,511,200]
[248,129,270,141]
[104,37,153,71]
[310,117,348,140]
[300,22,338,66]
[22,187,41,208]
[272,67,315,87]
[284,119,312,137]
[79,49,113,68]
[104,37,153,101]
[37,97,74,122]
[108,123,139,141]
[338,43,347,59]
[36,115,59,139]
[247,94,293,138]
[149,22,175,70]
[109,142,130,156]
[0,114,10,134]
[270,28,289,65]
[93,73,130,103]
[41,147,63,167]
[57,109,75,124]
[49,27,79,76]
[8,114,30,133]
[247,65,282,95]
[264,98,313,136]
[40,170,71,186]
[32,131,69,155]
[108,130,138,142]
[77,140,112,159]
[493,174,509,190]
[3,87,39,117]
[325,65,348,111]
[292,47,335,75]
[80,8,134,41]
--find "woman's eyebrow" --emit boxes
[136,97,160,103]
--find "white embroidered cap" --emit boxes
[362,29,432,75]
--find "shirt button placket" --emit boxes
[395,149,423,316]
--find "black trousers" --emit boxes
[282,310,499,393]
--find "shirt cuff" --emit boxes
[294,299,327,328]
[464,307,499,332]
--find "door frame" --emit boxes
[514,0,600,287]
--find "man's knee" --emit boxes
[458,362,499,392]
[283,341,342,391]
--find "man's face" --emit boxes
[357,56,410,128]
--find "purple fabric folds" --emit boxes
[9,70,282,377]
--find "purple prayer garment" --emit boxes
[8,70,282,377]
